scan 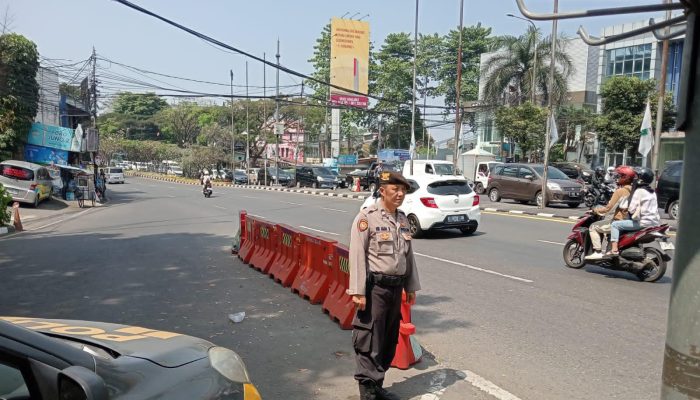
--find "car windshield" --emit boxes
[532,166,569,180]
[235,171,246,176]
[432,164,455,175]
[426,180,472,196]
[109,168,123,174]
[1,165,34,181]
[313,167,333,175]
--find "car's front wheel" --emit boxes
[368,182,377,194]
[535,191,548,207]
[474,182,485,194]
[407,214,424,238]
[489,188,501,202]
[668,200,679,220]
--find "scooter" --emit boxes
[562,212,673,282]
[583,180,614,208]
[203,185,213,198]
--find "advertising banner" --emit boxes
[330,17,369,108]
[337,154,358,165]
[24,144,69,166]
[27,122,83,152]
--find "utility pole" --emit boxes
[410,0,419,175]
[295,81,304,178]
[275,39,280,186]
[230,69,235,171]
[377,116,382,153]
[652,0,672,175]
[90,47,98,187]
[423,75,428,160]
[263,52,267,186]
[396,107,401,149]
[452,0,465,168]
[541,0,558,209]
[245,62,250,174]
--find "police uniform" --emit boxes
[348,171,421,400]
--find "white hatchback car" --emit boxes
[105,167,125,184]
[361,175,481,237]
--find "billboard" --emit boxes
[330,18,369,108]
[27,122,83,152]
[24,144,69,166]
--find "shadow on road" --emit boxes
[386,366,465,399]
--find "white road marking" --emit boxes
[282,201,303,206]
[299,225,339,236]
[537,213,555,218]
[461,369,522,400]
[484,207,498,212]
[321,207,348,213]
[28,208,95,231]
[166,195,176,198]
[508,210,524,214]
[537,240,566,246]
[167,186,176,189]
[419,369,448,400]
[239,195,259,199]
[248,214,266,219]
[215,205,227,210]
[414,252,533,283]
[568,216,580,220]
[22,215,37,220]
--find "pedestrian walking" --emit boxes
[348,171,421,400]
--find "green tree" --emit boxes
[112,92,168,118]
[0,33,39,158]
[595,76,675,152]
[437,24,495,109]
[482,27,573,107]
[494,102,548,160]
[156,102,201,146]
[556,105,596,152]
[0,183,12,226]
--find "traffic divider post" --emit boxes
[248,220,278,274]
[391,291,422,370]
[291,233,336,304]
[238,214,257,264]
[268,224,303,287]
[321,244,354,330]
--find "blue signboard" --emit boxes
[24,144,69,166]
[337,154,358,165]
[27,122,82,152]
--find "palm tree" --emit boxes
[481,26,573,107]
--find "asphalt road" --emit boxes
[0,178,675,400]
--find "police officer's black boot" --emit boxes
[375,382,401,400]
[359,381,378,400]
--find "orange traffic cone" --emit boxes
[12,202,23,232]
[391,291,422,369]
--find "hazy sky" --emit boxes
[3,0,668,139]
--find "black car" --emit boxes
[295,166,336,189]
[550,162,594,184]
[258,167,292,186]
[330,170,347,188]
[656,160,682,220]
[0,317,261,400]
[228,170,248,184]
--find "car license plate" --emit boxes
[569,192,580,197]
[659,241,675,250]
[447,215,465,223]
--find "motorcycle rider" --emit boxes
[203,174,212,194]
[608,167,660,256]
[604,166,616,184]
[585,166,635,260]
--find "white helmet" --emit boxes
[607,167,615,173]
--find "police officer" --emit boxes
[348,171,421,400]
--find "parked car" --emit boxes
[296,166,337,189]
[0,160,53,207]
[656,160,682,220]
[361,175,481,237]
[330,170,347,188]
[232,170,248,184]
[258,167,293,186]
[550,162,594,184]
[487,163,583,208]
[0,316,261,400]
[346,162,400,192]
[105,167,125,184]
[167,166,184,176]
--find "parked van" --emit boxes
[105,167,125,184]
[402,160,459,177]
[0,160,54,207]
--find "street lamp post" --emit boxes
[507,13,538,104]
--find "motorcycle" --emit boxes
[203,185,213,198]
[562,212,673,282]
[583,180,615,208]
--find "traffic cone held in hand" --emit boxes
[391,291,422,369]
[12,202,23,232]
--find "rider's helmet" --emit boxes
[594,166,605,179]
[607,166,615,174]
[615,166,636,185]
[635,167,655,186]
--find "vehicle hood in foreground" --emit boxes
[1,317,211,367]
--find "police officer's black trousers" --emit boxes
[352,283,403,385]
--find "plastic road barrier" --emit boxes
[321,244,354,330]
[249,220,278,274]
[291,233,336,304]
[238,214,256,264]
[268,224,303,287]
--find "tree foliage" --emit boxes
[482,27,573,107]
[0,33,39,158]
[595,76,675,152]
[494,102,547,159]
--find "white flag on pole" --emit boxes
[638,101,654,157]
[548,113,559,150]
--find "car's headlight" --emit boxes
[208,346,250,383]
[547,182,561,191]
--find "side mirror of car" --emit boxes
[524,174,534,180]
[58,366,108,400]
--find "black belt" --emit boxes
[369,272,405,287]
